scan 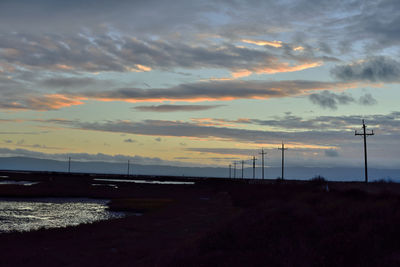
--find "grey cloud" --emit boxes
[32,144,48,149]
[40,77,98,88]
[359,93,378,106]
[34,118,76,124]
[343,0,400,50]
[0,33,128,73]
[2,0,400,62]
[0,0,214,37]
[171,111,400,133]
[0,32,324,74]
[174,157,191,160]
[40,110,400,136]
[0,131,50,135]
[186,148,259,156]
[42,118,353,146]
[200,115,321,130]
[0,76,349,110]
[331,56,400,82]
[309,91,354,110]
[0,147,167,165]
[123,138,136,143]
[133,104,224,112]
[32,111,400,168]
[325,149,339,157]
[317,41,333,54]
[155,137,162,142]
[82,80,347,102]
[174,156,237,162]
[16,139,24,145]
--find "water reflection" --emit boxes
[0,198,125,233]
[93,178,195,185]
[92,183,119,189]
[0,180,39,186]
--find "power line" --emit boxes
[127,160,130,176]
[259,148,267,179]
[355,119,374,183]
[241,160,244,179]
[278,142,288,179]
[252,156,257,179]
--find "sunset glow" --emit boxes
[1,0,399,172]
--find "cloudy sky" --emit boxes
[1,0,400,170]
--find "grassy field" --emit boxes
[1,171,400,266]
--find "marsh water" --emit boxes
[93,178,195,185]
[0,198,125,233]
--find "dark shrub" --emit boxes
[372,178,395,183]
[309,175,327,185]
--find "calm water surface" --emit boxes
[0,198,125,233]
[0,180,39,186]
[94,178,195,185]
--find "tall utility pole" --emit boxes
[355,120,374,183]
[127,160,130,176]
[233,162,237,179]
[68,157,71,173]
[278,143,288,179]
[229,164,232,178]
[252,156,257,179]
[241,160,244,179]
[259,148,267,179]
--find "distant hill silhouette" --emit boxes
[0,156,399,181]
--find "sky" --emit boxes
[1,0,400,171]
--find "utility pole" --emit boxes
[252,156,257,179]
[278,143,288,179]
[127,160,130,176]
[259,148,267,179]
[229,164,231,178]
[233,162,237,179]
[241,160,244,179]
[68,157,71,173]
[355,119,374,183]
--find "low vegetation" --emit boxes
[107,198,174,212]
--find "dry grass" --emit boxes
[107,198,174,212]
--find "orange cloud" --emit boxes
[28,94,87,110]
[248,142,337,150]
[93,96,239,103]
[254,61,323,74]
[293,46,304,51]
[0,63,16,73]
[54,64,75,71]
[85,80,359,104]
[12,80,359,111]
[190,118,236,127]
[242,39,283,48]
[206,61,323,80]
[232,61,322,78]
[232,69,253,78]
[190,118,254,127]
[0,48,19,57]
[284,142,338,150]
[126,64,152,72]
